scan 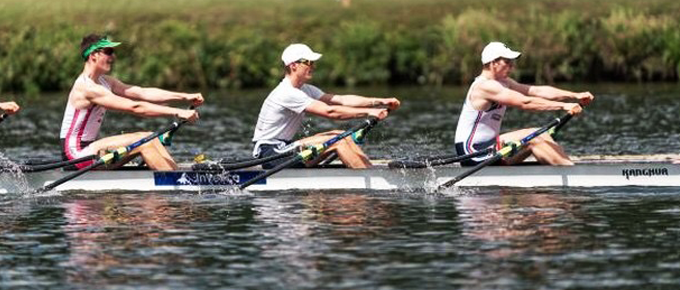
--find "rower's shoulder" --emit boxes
[473,77,507,94]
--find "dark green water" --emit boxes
[1,83,680,289]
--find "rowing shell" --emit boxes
[1,157,679,193]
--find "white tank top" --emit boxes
[454,76,506,152]
[59,75,109,145]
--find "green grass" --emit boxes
[1,0,679,96]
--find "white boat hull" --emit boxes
[2,160,679,193]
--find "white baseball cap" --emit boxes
[281,43,322,66]
[481,42,521,64]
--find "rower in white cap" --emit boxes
[251,43,400,169]
[454,41,594,166]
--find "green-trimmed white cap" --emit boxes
[82,37,121,60]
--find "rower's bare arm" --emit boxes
[107,76,204,107]
[305,100,389,120]
[85,85,198,121]
[525,84,594,105]
[322,94,400,110]
[482,82,581,114]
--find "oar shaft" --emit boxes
[208,118,377,172]
[438,153,504,189]
[390,114,574,169]
[238,117,380,190]
[321,117,378,148]
[194,150,297,171]
[238,156,301,190]
[39,160,105,191]
[438,112,574,189]
[389,148,494,169]
[518,114,571,144]
[0,113,7,123]
[23,155,97,172]
[126,121,182,151]
[36,120,186,192]
[222,151,295,170]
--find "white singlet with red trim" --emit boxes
[59,74,110,162]
[454,76,507,154]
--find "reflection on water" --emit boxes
[2,189,680,289]
[458,190,581,258]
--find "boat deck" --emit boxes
[1,155,678,193]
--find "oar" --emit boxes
[388,113,575,169]
[21,155,97,172]
[1,156,98,173]
[437,112,575,190]
[36,120,187,192]
[196,118,382,171]
[159,105,195,146]
[238,117,379,190]
[0,113,8,124]
[388,148,494,169]
[192,148,299,171]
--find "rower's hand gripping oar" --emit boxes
[437,112,574,190]
[36,120,188,192]
[238,117,379,190]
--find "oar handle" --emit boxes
[0,113,7,124]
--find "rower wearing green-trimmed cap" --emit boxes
[60,33,204,171]
[81,37,121,60]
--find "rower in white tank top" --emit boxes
[59,74,110,168]
[454,76,507,165]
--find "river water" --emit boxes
[1,83,680,289]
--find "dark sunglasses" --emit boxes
[296,59,315,66]
[500,58,515,66]
[99,47,115,56]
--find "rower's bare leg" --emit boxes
[299,130,371,169]
[500,128,574,166]
[88,132,178,170]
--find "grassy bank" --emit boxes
[1,0,679,96]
